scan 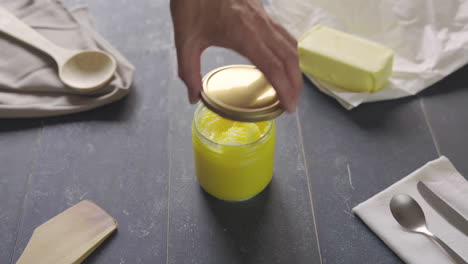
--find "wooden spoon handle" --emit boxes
[0,5,71,64]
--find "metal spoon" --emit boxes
[0,6,116,92]
[390,194,467,264]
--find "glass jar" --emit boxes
[192,104,276,201]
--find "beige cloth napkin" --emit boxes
[0,0,134,118]
[353,156,468,264]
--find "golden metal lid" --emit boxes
[201,65,283,122]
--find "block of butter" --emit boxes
[298,25,394,93]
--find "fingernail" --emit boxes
[188,94,200,104]
[293,97,301,109]
[288,105,297,113]
[289,97,299,112]
[284,103,295,113]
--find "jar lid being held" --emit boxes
[201,65,284,122]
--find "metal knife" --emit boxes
[417,181,468,236]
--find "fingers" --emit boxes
[234,37,296,112]
[171,0,303,111]
[271,23,304,106]
[236,20,303,112]
[272,22,297,47]
[176,43,203,104]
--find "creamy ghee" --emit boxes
[192,105,275,201]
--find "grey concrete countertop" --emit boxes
[1,1,467,263]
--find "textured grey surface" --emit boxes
[0,120,42,263]
[420,64,468,176]
[298,84,438,264]
[1,0,467,264]
[11,49,171,264]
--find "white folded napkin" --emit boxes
[0,0,135,118]
[353,156,468,264]
[268,0,468,109]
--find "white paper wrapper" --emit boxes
[268,0,468,109]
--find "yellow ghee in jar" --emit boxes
[192,105,275,201]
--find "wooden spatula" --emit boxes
[17,200,118,264]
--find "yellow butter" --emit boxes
[298,25,394,93]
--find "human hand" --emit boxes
[170,0,303,112]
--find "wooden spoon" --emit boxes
[0,6,117,92]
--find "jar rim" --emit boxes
[193,104,274,147]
